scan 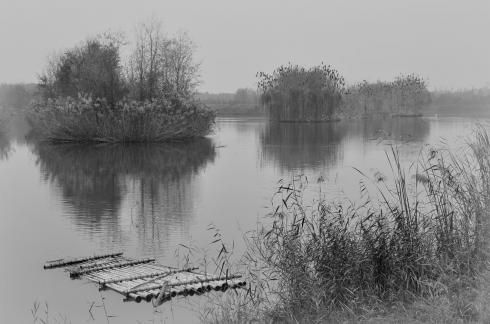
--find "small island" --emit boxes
[258,63,431,122]
[28,23,215,143]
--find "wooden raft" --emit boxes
[44,252,245,304]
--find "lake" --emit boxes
[0,116,484,323]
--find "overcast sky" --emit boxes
[1,0,489,92]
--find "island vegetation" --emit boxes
[343,74,431,118]
[258,63,432,122]
[258,64,345,122]
[27,20,214,143]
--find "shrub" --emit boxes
[39,35,127,108]
[28,94,215,142]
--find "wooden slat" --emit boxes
[98,267,199,285]
[44,253,244,304]
[43,252,123,269]
[70,258,155,277]
[74,256,125,269]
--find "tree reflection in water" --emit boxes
[260,118,430,171]
[31,139,216,254]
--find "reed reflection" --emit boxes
[360,117,430,144]
[0,132,11,161]
[260,118,430,171]
[32,139,216,252]
[260,121,347,171]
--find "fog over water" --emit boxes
[1,0,489,91]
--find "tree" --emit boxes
[39,33,127,108]
[127,19,200,101]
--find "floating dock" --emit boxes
[44,252,245,304]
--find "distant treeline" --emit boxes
[197,88,263,116]
[432,88,490,105]
[2,79,489,121]
[0,83,38,109]
[428,88,490,117]
[258,64,431,122]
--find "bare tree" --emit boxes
[126,18,163,101]
[127,19,200,101]
[164,31,201,96]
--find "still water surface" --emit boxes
[0,116,483,323]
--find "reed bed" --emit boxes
[258,64,345,122]
[204,127,490,323]
[28,95,215,143]
[258,65,431,122]
[342,75,431,118]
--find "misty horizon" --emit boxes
[1,0,489,93]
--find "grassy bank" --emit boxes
[204,128,490,323]
[28,96,215,142]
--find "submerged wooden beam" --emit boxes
[43,252,123,269]
[70,258,155,278]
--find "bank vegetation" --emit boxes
[204,127,490,323]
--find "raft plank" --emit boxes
[44,253,245,304]
[70,258,156,277]
[43,252,123,269]
[98,267,198,285]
